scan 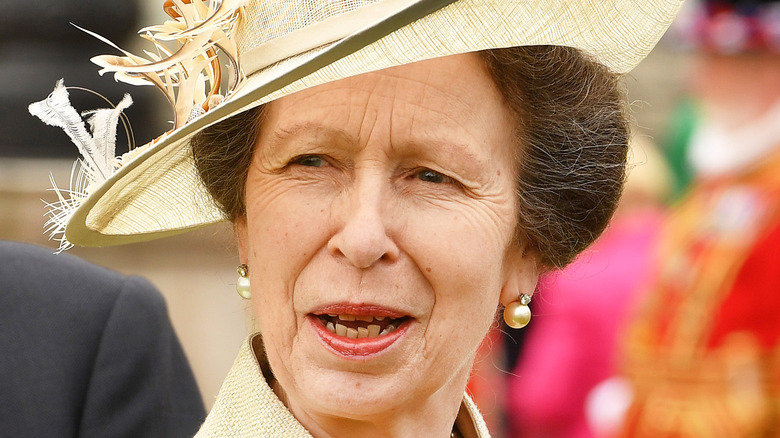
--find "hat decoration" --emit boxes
[30,0,247,251]
[28,82,133,251]
[90,0,246,129]
[29,0,685,251]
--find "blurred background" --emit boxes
[10,0,767,436]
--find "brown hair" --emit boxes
[192,46,629,269]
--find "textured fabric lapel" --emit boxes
[194,335,312,437]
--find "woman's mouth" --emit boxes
[316,314,407,338]
[308,307,411,357]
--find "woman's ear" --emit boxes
[234,216,249,264]
[500,248,539,306]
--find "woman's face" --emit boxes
[236,53,537,423]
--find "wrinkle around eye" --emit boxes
[405,166,471,193]
[395,169,471,203]
[276,154,346,190]
[415,168,451,184]
[290,154,329,168]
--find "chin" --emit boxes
[273,344,442,420]
[298,366,432,420]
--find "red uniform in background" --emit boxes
[621,151,780,437]
[619,2,780,435]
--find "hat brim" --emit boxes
[65,0,684,246]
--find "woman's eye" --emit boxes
[416,169,451,184]
[292,155,326,167]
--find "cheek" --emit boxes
[244,180,333,272]
[411,210,512,330]
[422,257,501,381]
[412,206,514,283]
[244,186,335,339]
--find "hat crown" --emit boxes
[237,0,378,56]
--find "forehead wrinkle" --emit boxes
[381,64,483,116]
[352,88,382,156]
[385,67,494,146]
[356,67,478,126]
[360,78,481,160]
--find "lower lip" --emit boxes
[308,315,410,358]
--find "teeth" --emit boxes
[375,316,385,321]
[356,315,373,322]
[338,314,356,321]
[380,324,396,336]
[324,318,403,338]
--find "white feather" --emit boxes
[28,80,104,178]
[30,80,134,251]
[43,164,85,252]
[83,93,133,178]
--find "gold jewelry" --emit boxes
[503,294,532,329]
[236,264,251,300]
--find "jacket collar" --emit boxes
[195,334,491,437]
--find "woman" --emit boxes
[29,0,683,436]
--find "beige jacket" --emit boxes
[195,334,491,437]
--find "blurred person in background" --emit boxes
[616,0,780,436]
[505,137,672,438]
[0,240,205,437]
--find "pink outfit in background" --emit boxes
[506,209,663,438]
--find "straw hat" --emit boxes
[31,0,684,249]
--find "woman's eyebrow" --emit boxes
[401,138,488,177]
[270,123,355,147]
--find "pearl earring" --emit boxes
[503,294,532,329]
[236,264,251,300]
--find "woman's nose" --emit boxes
[327,182,400,269]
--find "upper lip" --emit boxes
[309,302,410,319]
